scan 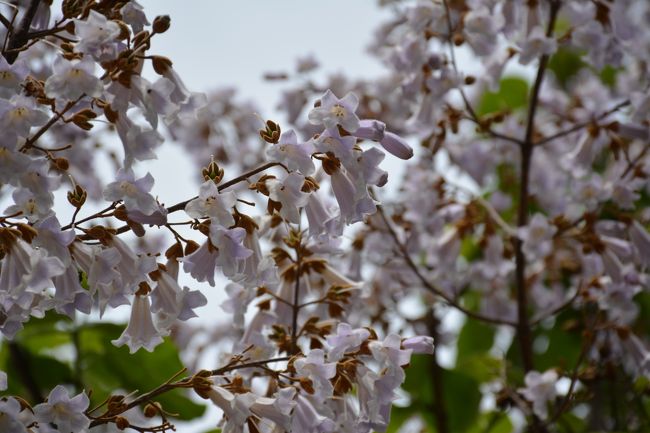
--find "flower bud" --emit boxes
[115,416,130,430]
[152,15,171,33]
[143,403,159,418]
[67,184,87,208]
[260,120,281,144]
[152,55,173,75]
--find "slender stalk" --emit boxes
[515,0,562,375]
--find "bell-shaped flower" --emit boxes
[34,385,91,433]
[519,370,558,419]
[74,10,121,57]
[518,213,556,260]
[305,192,342,238]
[294,349,337,400]
[177,286,207,320]
[104,168,159,216]
[5,187,54,222]
[112,294,165,353]
[292,394,336,433]
[44,56,103,101]
[308,89,360,133]
[326,323,370,361]
[518,26,557,65]
[206,387,256,433]
[210,226,254,278]
[115,116,164,169]
[0,57,28,95]
[266,130,316,175]
[0,95,49,137]
[182,240,219,286]
[0,397,31,433]
[268,172,310,224]
[120,1,149,33]
[185,180,236,227]
[130,75,177,129]
[250,387,296,431]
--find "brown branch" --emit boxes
[514,0,562,377]
[88,356,291,428]
[20,95,84,152]
[535,100,630,147]
[3,0,42,64]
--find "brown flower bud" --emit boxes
[165,241,184,260]
[152,15,171,34]
[61,0,83,19]
[185,240,200,255]
[202,159,225,184]
[53,157,69,171]
[67,184,87,208]
[464,75,476,85]
[115,416,130,430]
[143,403,159,418]
[259,120,281,144]
[152,56,173,76]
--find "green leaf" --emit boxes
[467,411,513,433]
[402,355,482,432]
[0,341,74,399]
[457,318,495,357]
[478,77,529,116]
[548,48,586,88]
[78,323,206,421]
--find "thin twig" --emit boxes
[376,204,517,327]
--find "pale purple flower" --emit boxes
[292,394,336,433]
[518,26,557,65]
[308,89,360,133]
[630,220,650,268]
[520,370,558,419]
[353,119,386,141]
[0,57,29,94]
[250,387,296,431]
[295,349,337,399]
[34,385,90,433]
[74,10,121,57]
[206,387,255,433]
[266,130,315,175]
[112,294,165,353]
[268,172,310,224]
[210,226,253,278]
[402,335,434,354]
[44,57,103,101]
[185,180,236,226]
[379,131,414,160]
[0,95,49,137]
[104,168,159,216]
[120,1,149,33]
[326,323,370,361]
[182,240,219,286]
[518,213,557,260]
[0,397,31,433]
